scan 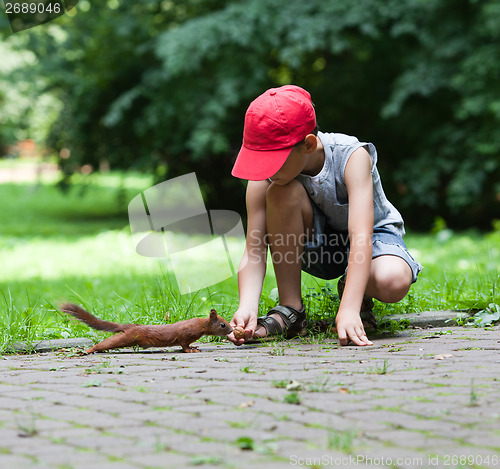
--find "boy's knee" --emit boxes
[266,180,306,208]
[372,265,412,303]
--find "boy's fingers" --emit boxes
[355,326,373,346]
[336,322,375,347]
[338,328,350,346]
[228,333,241,345]
[228,321,255,345]
[230,318,240,328]
[354,329,373,346]
[348,334,366,346]
[355,327,368,343]
[358,335,372,346]
[246,317,258,331]
[230,329,254,346]
[357,335,373,346]
[342,327,357,345]
[339,327,370,347]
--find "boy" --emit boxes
[228,85,422,346]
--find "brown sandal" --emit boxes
[247,305,308,343]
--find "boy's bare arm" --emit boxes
[337,147,374,346]
[229,180,270,344]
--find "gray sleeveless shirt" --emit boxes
[296,131,405,236]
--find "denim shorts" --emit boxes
[301,203,422,282]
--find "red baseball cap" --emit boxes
[231,85,316,180]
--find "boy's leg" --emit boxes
[254,180,313,338]
[336,254,413,336]
[365,255,413,303]
[363,228,421,304]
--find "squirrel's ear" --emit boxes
[209,309,217,319]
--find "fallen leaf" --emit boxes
[238,400,255,409]
[82,379,102,387]
[338,387,350,394]
[286,380,303,391]
[434,354,453,360]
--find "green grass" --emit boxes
[0,164,498,351]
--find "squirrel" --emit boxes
[60,303,232,354]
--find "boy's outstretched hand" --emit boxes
[335,310,373,346]
[228,309,257,345]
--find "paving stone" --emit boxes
[375,429,453,451]
[9,338,94,353]
[287,412,359,431]
[126,450,194,468]
[0,322,499,467]
[20,443,89,464]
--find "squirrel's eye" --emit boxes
[221,323,226,328]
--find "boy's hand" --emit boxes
[335,310,373,346]
[228,309,258,345]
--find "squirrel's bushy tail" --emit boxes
[60,303,128,333]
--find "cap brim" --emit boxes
[231,145,292,180]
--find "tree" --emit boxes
[3,0,500,228]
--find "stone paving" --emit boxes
[1,325,500,469]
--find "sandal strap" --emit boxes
[257,315,284,336]
[268,305,305,327]
[257,304,307,338]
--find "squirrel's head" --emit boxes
[208,309,233,336]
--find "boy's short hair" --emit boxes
[293,124,320,147]
[232,85,316,181]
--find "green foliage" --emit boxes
[234,436,254,450]
[381,0,500,227]
[473,303,500,327]
[0,40,59,152]
[2,0,500,227]
[284,391,301,405]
